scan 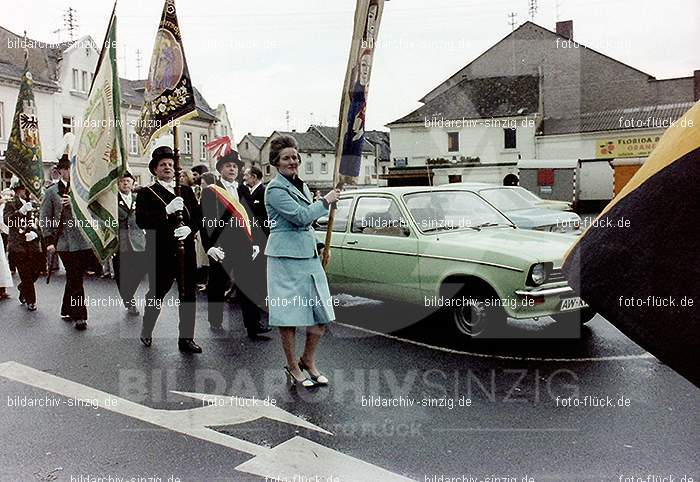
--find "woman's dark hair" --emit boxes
[269,135,299,166]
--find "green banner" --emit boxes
[70,2,126,262]
[5,70,44,197]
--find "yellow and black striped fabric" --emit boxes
[563,101,700,387]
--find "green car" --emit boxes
[316,186,596,339]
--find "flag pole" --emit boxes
[172,124,186,298]
[322,0,386,269]
[322,0,365,269]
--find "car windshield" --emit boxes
[511,187,542,203]
[478,188,534,212]
[404,191,513,233]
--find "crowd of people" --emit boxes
[0,135,341,389]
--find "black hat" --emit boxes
[215,150,242,172]
[56,154,71,170]
[149,146,175,175]
[120,171,134,180]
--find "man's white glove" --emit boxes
[251,245,260,260]
[207,246,225,262]
[19,201,34,215]
[25,231,38,242]
[173,225,191,241]
[165,197,184,215]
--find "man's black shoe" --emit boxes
[61,314,73,322]
[209,324,226,334]
[248,332,272,341]
[257,327,272,334]
[140,337,152,347]
[27,304,37,311]
[74,320,88,330]
[178,339,202,353]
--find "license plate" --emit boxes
[560,297,588,311]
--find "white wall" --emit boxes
[389,116,537,166]
[535,128,667,160]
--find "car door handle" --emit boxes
[346,240,358,245]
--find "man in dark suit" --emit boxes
[40,155,92,330]
[201,151,269,339]
[114,172,147,316]
[241,166,269,238]
[135,146,203,353]
[3,180,42,311]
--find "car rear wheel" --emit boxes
[448,295,507,340]
[551,307,596,326]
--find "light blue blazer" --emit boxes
[264,174,328,259]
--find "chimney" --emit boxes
[556,20,573,40]
[694,70,700,101]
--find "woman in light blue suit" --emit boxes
[265,135,340,388]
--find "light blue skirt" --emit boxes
[266,256,335,327]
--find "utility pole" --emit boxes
[508,12,518,31]
[63,7,78,41]
[528,0,538,21]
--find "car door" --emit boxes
[315,197,352,286]
[341,195,420,301]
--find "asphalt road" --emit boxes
[0,273,697,482]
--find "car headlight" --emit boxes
[529,263,547,285]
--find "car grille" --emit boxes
[547,267,567,283]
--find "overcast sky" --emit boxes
[4,0,699,140]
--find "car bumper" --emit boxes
[507,284,587,319]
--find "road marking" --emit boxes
[0,361,414,481]
[434,428,580,432]
[335,323,655,362]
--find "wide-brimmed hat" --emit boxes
[215,150,242,172]
[120,170,134,180]
[149,146,175,175]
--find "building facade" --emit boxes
[259,125,385,192]
[0,26,226,189]
[386,20,698,187]
[237,133,267,169]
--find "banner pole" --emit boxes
[322,0,370,269]
[173,124,186,298]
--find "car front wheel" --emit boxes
[448,295,507,340]
[551,307,597,326]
